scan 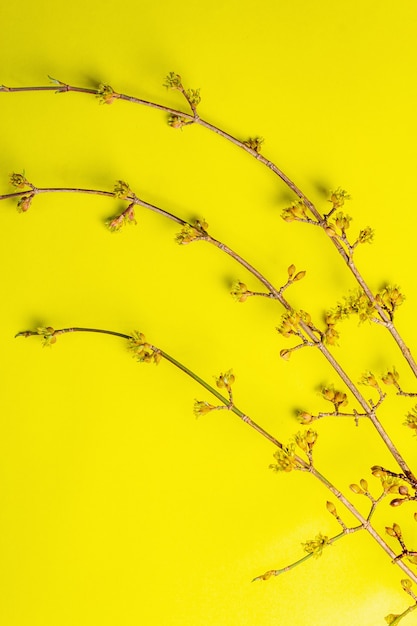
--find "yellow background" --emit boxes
[1,1,417,624]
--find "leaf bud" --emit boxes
[326,501,337,516]
[401,578,412,591]
[359,479,368,491]
[371,465,387,478]
[287,264,296,278]
[293,270,306,282]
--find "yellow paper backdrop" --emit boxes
[1,1,417,624]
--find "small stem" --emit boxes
[252,528,356,580]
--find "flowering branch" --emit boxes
[3,176,415,485]
[15,325,417,588]
[3,75,417,378]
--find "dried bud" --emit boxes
[349,483,363,494]
[390,498,405,507]
[17,194,34,213]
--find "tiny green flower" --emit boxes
[329,188,350,209]
[175,219,208,244]
[243,137,264,153]
[163,72,182,90]
[281,200,308,222]
[215,369,235,390]
[357,226,374,244]
[302,532,330,558]
[230,281,250,302]
[167,114,190,128]
[10,172,29,189]
[113,180,131,199]
[193,400,216,417]
[185,88,201,108]
[96,84,119,104]
[269,444,301,472]
[36,326,56,347]
[128,331,161,364]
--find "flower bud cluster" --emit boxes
[175,219,209,244]
[128,331,161,364]
[106,203,136,232]
[276,309,311,338]
[329,188,350,209]
[349,478,370,495]
[287,264,306,282]
[10,172,30,189]
[371,466,412,506]
[96,84,119,104]
[215,369,235,392]
[281,200,309,222]
[36,326,57,347]
[185,88,201,108]
[331,211,352,233]
[404,405,417,433]
[381,367,400,387]
[269,444,302,473]
[375,286,405,315]
[357,226,374,244]
[325,291,376,341]
[302,533,330,558]
[385,522,402,539]
[359,371,379,388]
[293,429,318,454]
[321,385,348,409]
[113,180,132,199]
[243,137,264,153]
[167,115,191,128]
[230,281,250,302]
[193,400,217,418]
[163,72,183,90]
